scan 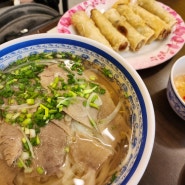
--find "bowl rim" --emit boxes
[170,55,185,106]
[0,33,155,185]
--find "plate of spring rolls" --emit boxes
[57,0,185,70]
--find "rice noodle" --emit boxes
[71,119,114,149]
[59,155,79,185]
[82,168,96,185]
[96,161,112,185]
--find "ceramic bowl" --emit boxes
[167,56,185,120]
[0,34,155,185]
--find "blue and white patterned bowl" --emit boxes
[167,56,185,120]
[0,34,155,185]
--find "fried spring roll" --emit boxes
[116,5,155,43]
[112,0,129,8]
[137,0,176,29]
[71,11,112,48]
[104,8,146,51]
[90,9,129,51]
[132,5,170,40]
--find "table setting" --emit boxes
[0,0,185,185]
[56,1,185,184]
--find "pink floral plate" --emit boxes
[57,0,185,70]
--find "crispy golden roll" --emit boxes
[90,9,129,51]
[112,0,129,9]
[71,11,112,48]
[104,8,146,51]
[132,5,170,40]
[116,5,155,44]
[137,0,176,29]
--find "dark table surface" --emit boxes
[137,0,185,185]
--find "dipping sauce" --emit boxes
[174,75,185,101]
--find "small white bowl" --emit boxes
[167,56,185,120]
[0,33,155,185]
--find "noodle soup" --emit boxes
[0,52,132,185]
[0,34,155,185]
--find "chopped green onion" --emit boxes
[26,99,35,105]
[22,118,32,127]
[22,137,26,143]
[83,86,97,94]
[17,158,24,168]
[37,166,45,175]
[64,146,70,153]
[110,172,117,183]
[21,151,30,160]
[89,75,96,81]
[24,128,30,135]
[89,117,97,129]
[89,102,99,109]
[20,129,35,158]
[50,76,59,89]
[57,97,72,108]
[102,68,113,78]
[0,84,4,89]
[17,157,33,173]
[29,129,36,138]
[35,135,40,145]
[40,104,49,119]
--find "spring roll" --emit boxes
[112,0,129,8]
[137,0,176,29]
[116,5,155,43]
[132,5,170,40]
[71,11,112,48]
[90,9,129,51]
[104,8,146,51]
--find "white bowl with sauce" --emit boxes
[167,55,185,121]
[0,34,155,185]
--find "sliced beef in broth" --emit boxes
[0,122,23,166]
[33,122,68,176]
[70,135,113,170]
[39,64,69,90]
[0,53,132,185]
[63,98,99,129]
[98,93,131,147]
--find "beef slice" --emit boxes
[0,122,23,166]
[33,122,68,175]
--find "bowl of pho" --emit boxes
[0,34,155,185]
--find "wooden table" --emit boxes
[138,0,185,185]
